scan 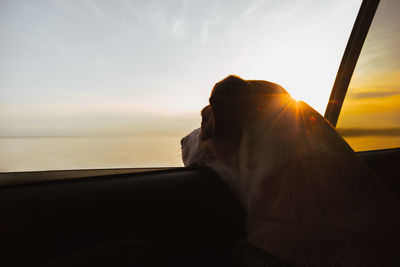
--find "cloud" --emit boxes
[337,127,400,137]
[83,0,103,16]
[171,18,185,37]
[144,1,188,40]
[200,21,209,45]
[242,0,266,17]
[348,89,400,99]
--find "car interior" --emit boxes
[1,0,398,266]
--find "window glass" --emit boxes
[0,0,361,172]
[336,0,400,151]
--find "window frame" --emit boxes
[324,0,380,127]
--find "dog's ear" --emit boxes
[209,75,251,139]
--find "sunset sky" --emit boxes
[336,0,400,150]
[0,0,362,137]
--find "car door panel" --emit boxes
[0,168,245,266]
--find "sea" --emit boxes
[0,136,184,172]
[1,135,399,173]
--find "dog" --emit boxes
[181,75,400,266]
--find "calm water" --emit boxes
[343,136,400,152]
[0,136,184,172]
[2,136,398,173]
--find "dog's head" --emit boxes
[181,75,301,167]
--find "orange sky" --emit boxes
[336,0,400,151]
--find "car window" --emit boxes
[0,0,361,172]
[336,0,400,151]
